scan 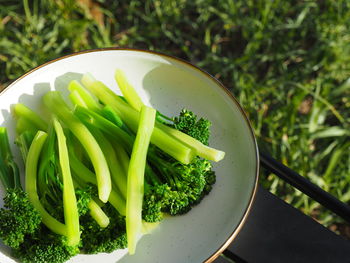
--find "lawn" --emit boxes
[1,0,349,236]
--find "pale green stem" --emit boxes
[25,131,67,236]
[53,118,80,246]
[126,105,156,255]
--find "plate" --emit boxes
[0,48,259,263]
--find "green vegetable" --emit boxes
[115,69,143,111]
[13,103,48,132]
[13,225,79,263]
[0,128,41,248]
[0,127,20,189]
[87,126,127,199]
[0,188,41,249]
[43,91,112,203]
[87,200,110,228]
[68,80,101,112]
[104,70,220,221]
[15,130,35,163]
[53,118,80,246]
[111,69,224,162]
[69,89,88,109]
[126,105,156,255]
[25,130,67,236]
[81,74,196,164]
[67,139,126,216]
[0,70,225,261]
[80,203,127,254]
[156,121,225,162]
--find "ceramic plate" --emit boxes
[0,49,259,263]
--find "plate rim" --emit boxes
[0,47,260,263]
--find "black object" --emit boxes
[259,151,350,223]
[213,151,350,263]
[214,186,350,263]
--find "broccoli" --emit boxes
[145,106,217,219]
[12,181,96,263]
[142,183,169,222]
[71,78,218,222]
[80,203,127,254]
[4,113,94,262]
[0,127,41,248]
[13,225,79,263]
[81,104,215,220]
[143,119,216,219]
[0,70,225,261]
[172,109,211,146]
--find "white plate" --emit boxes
[0,49,259,263]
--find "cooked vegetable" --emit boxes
[0,128,41,248]
[53,118,80,246]
[126,105,156,254]
[13,225,79,263]
[80,203,127,254]
[0,69,225,261]
[43,91,111,203]
[82,75,196,165]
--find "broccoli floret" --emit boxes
[13,225,79,263]
[142,192,163,222]
[149,155,211,215]
[80,203,127,254]
[142,109,217,220]
[173,109,211,146]
[202,170,216,196]
[0,188,41,248]
[142,156,206,220]
[142,184,170,222]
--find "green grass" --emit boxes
[0,0,349,232]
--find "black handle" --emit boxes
[259,151,350,223]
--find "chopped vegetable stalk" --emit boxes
[68,142,126,216]
[126,105,156,255]
[115,69,143,111]
[43,91,111,203]
[113,140,130,178]
[73,177,110,228]
[111,71,225,162]
[69,90,88,109]
[53,118,80,246]
[82,78,195,164]
[101,105,130,133]
[13,103,48,131]
[156,122,225,162]
[74,105,134,150]
[0,127,20,189]
[15,130,35,163]
[16,117,38,135]
[108,189,126,216]
[36,127,59,204]
[88,200,110,228]
[25,130,67,236]
[88,126,127,199]
[68,80,101,112]
[114,70,225,162]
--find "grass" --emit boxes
[0,0,349,234]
